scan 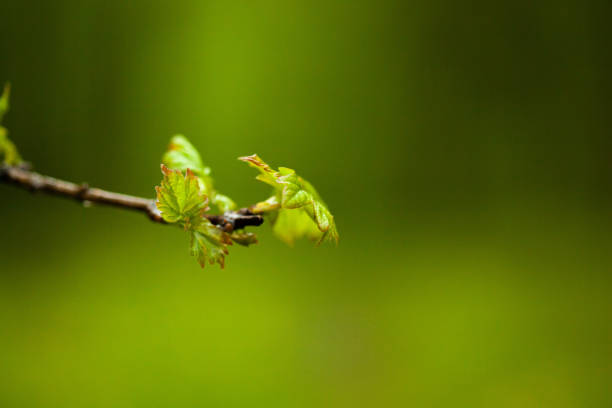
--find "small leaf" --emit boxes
[239,154,278,187]
[250,195,280,214]
[0,83,10,124]
[162,135,236,212]
[0,132,22,165]
[214,193,236,213]
[278,170,312,209]
[0,84,22,166]
[155,164,232,268]
[162,134,209,177]
[239,154,339,245]
[272,209,321,246]
[155,164,209,225]
[191,220,232,268]
[305,201,339,245]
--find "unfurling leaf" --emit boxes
[0,83,10,123]
[191,220,232,268]
[0,129,22,165]
[155,164,231,268]
[212,193,236,214]
[250,195,280,213]
[239,154,339,245]
[162,135,236,213]
[272,208,321,246]
[0,80,339,271]
[162,134,209,178]
[0,83,22,166]
[155,164,208,225]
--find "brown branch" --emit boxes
[0,164,263,231]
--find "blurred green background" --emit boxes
[1,0,611,406]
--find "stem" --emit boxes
[0,164,263,231]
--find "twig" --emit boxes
[0,164,263,231]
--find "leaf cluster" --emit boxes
[156,138,338,268]
[162,135,236,213]
[1,83,339,269]
[155,164,232,268]
[239,154,339,246]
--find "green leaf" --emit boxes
[272,208,321,246]
[0,84,22,166]
[190,220,232,268]
[238,154,278,187]
[155,164,209,225]
[213,193,236,213]
[155,164,232,268]
[0,83,9,124]
[162,134,209,177]
[239,154,339,245]
[250,195,280,213]
[0,132,22,165]
[162,135,236,212]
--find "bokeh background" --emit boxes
[1,1,611,406]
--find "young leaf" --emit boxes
[0,83,9,123]
[155,164,209,225]
[239,154,339,245]
[213,193,236,214]
[0,128,22,165]
[0,83,22,166]
[162,135,236,213]
[162,134,210,177]
[250,195,280,213]
[190,220,232,268]
[273,208,321,246]
[155,164,231,268]
[239,154,277,187]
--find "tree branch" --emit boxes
[0,164,263,231]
